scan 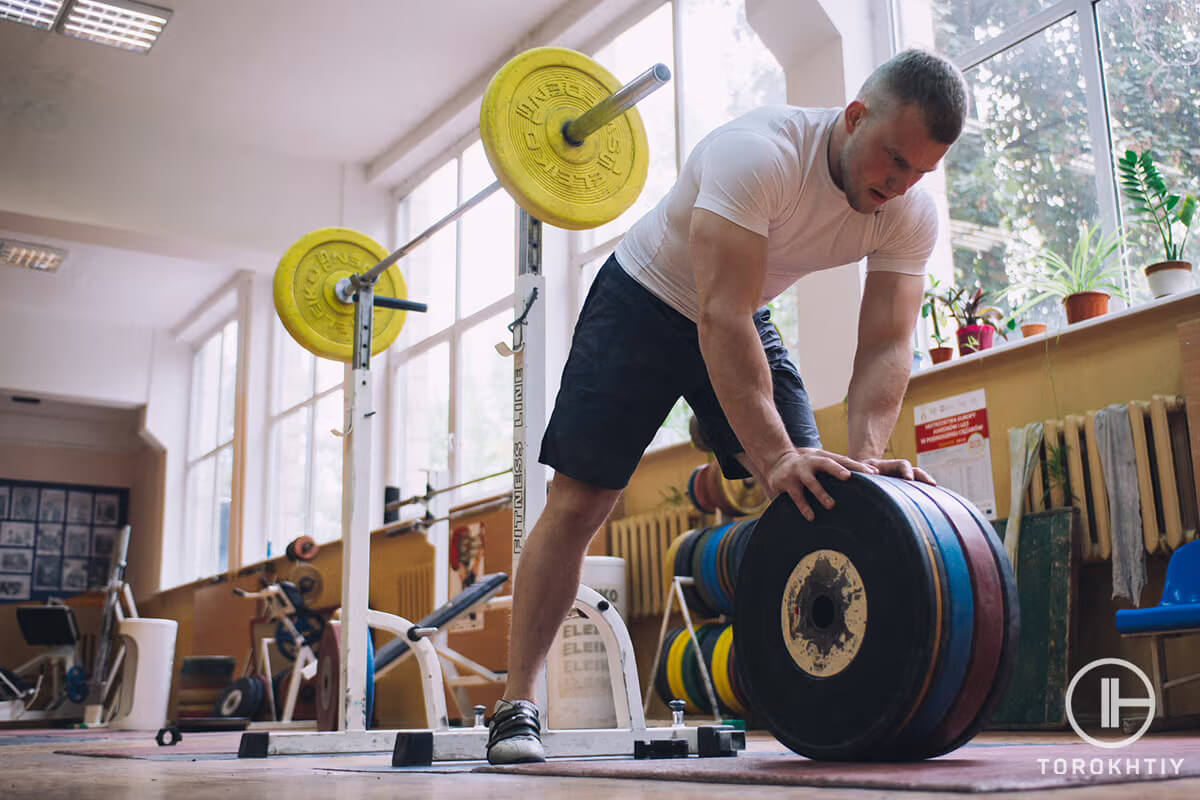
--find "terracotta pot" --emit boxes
[1020,322,1048,338]
[1063,291,1109,324]
[1145,260,1193,298]
[929,346,954,364]
[956,324,995,356]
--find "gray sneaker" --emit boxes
[486,699,545,764]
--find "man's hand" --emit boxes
[764,449,879,522]
[859,457,936,485]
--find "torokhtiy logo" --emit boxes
[1066,658,1156,748]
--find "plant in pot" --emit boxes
[1024,221,1126,325]
[922,276,954,364]
[940,285,1011,356]
[1117,148,1196,297]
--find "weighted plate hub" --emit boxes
[274,227,410,361]
[734,473,1018,761]
[480,47,649,230]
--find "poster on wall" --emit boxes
[448,521,486,632]
[913,389,998,519]
[0,478,128,603]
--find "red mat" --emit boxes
[477,739,1200,792]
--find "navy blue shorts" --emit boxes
[540,254,821,490]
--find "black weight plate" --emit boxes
[679,626,708,713]
[654,627,681,707]
[689,527,720,617]
[697,622,728,715]
[734,473,941,761]
[676,528,716,619]
[929,485,1020,756]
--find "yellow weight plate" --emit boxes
[274,227,409,361]
[666,625,694,713]
[712,625,742,715]
[479,47,649,230]
[662,531,686,605]
[719,475,769,516]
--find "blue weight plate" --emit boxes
[676,528,716,619]
[689,527,722,619]
[734,473,941,761]
[928,484,1020,756]
[874,477,975,757]
[702,522,736,616]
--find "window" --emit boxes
[897,0,1200,334]
[573,0,787,451]
[180,319,237,583]
[267,327,345,555]
[392,143,517,507]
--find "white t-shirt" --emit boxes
[614,105,938,321]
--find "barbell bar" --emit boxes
[274,48,669,362]
[351,60,670,291]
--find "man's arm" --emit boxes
[691,209,875,519]
[846,270,934,482]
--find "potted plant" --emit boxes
[922,277,954,364]
[1117,149,1196,297]
[939,285,1010,356]
[1024,222,1126,324]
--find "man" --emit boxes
[487,48,968,764]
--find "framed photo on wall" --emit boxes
[0,478,128,603]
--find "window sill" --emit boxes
[911,286,1200,381]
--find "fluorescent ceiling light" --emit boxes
[59,0,171,53]
[0,0,65,30]
[1,239,67,272]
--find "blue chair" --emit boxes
[1115,539,1200,722]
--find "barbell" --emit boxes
[274,47,670,361]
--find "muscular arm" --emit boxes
[690,209,793,476]
[846,270,924,460]
[691,209,874,517]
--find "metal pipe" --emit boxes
[357,61,671,286]
[563,63,671,145]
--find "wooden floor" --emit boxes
[5,728,1200,799]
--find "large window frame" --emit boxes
[896,0,1200,336]
[178,316,238,585]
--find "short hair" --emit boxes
[858,49,969,144]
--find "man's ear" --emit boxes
[845,100,869,133]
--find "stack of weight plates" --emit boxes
[734,474,1019,761]
[662,521,758,619]
[654,622,750,717]
[687,462,768,516]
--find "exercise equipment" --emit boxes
[686,462,768,516]
[273,48,666,363]
[734,474,1018,761]
[285,535,319,562]
[244,46,740,764]
[479,47,656,230]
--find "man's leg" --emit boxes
[487,472,621,764]
[504,472,621,701]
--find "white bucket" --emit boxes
[112,618,178,730]
[546,555,626,729]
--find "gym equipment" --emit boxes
[480,47,658,230]
[244,46,739,764]
[0,602,84,722]
[273,48,667,362]
[285,535,319,562]
[686,463,767,517]
[735,474,1018,761]
[221,578,325,724]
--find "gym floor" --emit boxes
[7,729,1200,799]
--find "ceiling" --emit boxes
[0,0,620,332]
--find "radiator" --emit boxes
[608,508,704,618]
[1019,395,1199,562]
[397,562,435,622]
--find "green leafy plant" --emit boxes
[927,278,1013,339]
[1022,221,1127,305]
[1117,149,1197,262]
[921,275,952,347]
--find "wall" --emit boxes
[0,402,163,670]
